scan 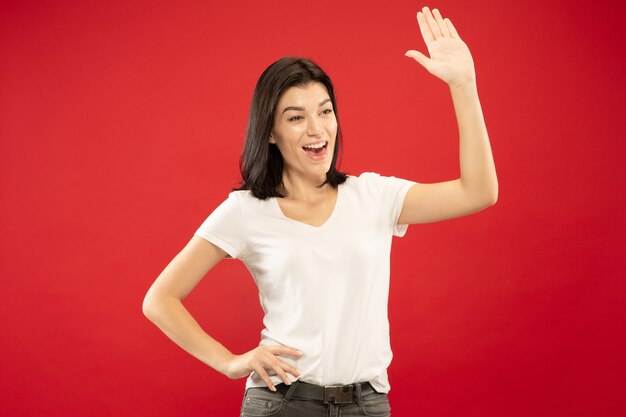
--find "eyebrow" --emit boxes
[281,98,332,114]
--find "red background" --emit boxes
[2,0,625,416]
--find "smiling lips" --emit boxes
[302,141,329,161]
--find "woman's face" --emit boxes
[269,82,337,181]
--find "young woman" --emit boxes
[143,7,497,417]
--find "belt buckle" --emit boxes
[324,384,354,404]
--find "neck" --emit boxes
[281,170,331,202]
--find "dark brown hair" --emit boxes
[235,56,347,199]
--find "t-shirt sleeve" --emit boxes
[193,192,246,259]
[359,172,418,237]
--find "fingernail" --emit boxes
[296,350,304,356]
[286,380,292,385]
[270,385,277,392]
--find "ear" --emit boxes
[269,134,276,144]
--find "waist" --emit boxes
[275,380,377,404]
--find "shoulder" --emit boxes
[223,189,268,205]
[200,190,252,218]
[346,172,389,190]
[345,172,381,185]
[340,172,384,200]
[346,172,417,196]
[227,189,252,201]
[224,189,277,216]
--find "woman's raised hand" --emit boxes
[405,7,476,87]
[224,345,303,391]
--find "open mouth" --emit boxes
[302,141,329,160]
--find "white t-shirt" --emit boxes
[194,172,416,393]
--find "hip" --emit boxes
[239,380,391,417]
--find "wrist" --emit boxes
[202,343,236,377]
[448,77,477,91]
[215,351,237,377]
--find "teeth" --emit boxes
[303,142,326,149]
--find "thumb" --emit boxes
[405,50,431,70]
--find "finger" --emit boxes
[271,364,292,386]
[422,6,441,40]
[260,351,293,386]
[405,50,432,71]
[272,358,301,383]
[275,357,302,378]
[444,18,460,39]
[416,11,434,45]
[268,345,304,358]
[432,8,451,38]
[251,362,277,391]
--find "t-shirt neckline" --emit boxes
[272,184,342,230]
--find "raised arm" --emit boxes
[399,6,498,225]
[142,236,302,391]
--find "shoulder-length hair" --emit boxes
[235,56,348,200]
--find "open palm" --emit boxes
[405,7,476,87]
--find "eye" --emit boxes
[322,108,333,115]
[288,115,303,122]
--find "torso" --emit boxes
[193,172,416,392]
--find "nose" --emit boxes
[306,118,323,137]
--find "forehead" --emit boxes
[277,82,330,108]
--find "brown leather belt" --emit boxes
[275,380,376,404]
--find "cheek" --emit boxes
[275,130,303,155]
[327,118,338,133]
[282,124,305,140]
[274,125,299,145]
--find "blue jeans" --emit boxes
[239,380,391,417]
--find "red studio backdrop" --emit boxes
[1,0,625,416]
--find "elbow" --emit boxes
[464,178,498,209]
[142,297,154,320]
[491,184,499,205]
[477,188,498,209]
[142,290,180,321]
[142,292,161,321]
[484,181,499,206]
